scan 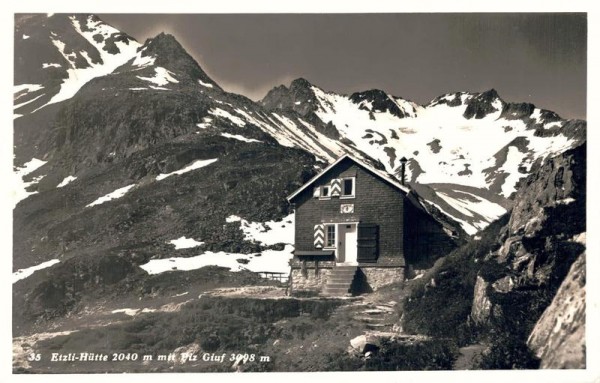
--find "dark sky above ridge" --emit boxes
[100,13,587,119]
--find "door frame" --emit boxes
[335,221,359,265]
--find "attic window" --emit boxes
[320,185,331,199]
[341,177,355,198]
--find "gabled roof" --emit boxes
[287,154,410,202]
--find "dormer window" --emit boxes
[341,177,355,198]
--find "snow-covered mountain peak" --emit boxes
[258,78,585,234]
[14,14,140,117]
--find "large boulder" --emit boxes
[527,252,586,368]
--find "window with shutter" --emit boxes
[357,223,379,263]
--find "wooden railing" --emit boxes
[257,271,289,283]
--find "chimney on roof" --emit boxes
[400,157,408,185]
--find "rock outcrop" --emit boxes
[527,251,586,368]
[468,144,586,367]
[470,275,492,325]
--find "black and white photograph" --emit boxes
[5,2,598,380]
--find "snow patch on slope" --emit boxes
[13,158,47,206]
[220,133,262,143]
[57,175,77,188]
[131,48,155,68]
[498,146,529,198]
[14,84,44,97]
[14,94,46,112]
[226,213,294,246]
[86,184,135,207]
[43,16,140,107]
[169,237,205,249]
[156,158,218,181]
[137,67,179,87]
[428,201,478,236]
[196,117,212,130]
[140,245,294,275]
[438,191,506,223]
[198,79,214,88]
[42,63,61,68]
[209,108,246,127]
[13,259,60,283]
[141,214,297,275]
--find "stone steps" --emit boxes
[352,300,399,331]
[322,266,358,296]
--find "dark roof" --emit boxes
[287,154,410,202]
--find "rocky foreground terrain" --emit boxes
[13,13,586,372]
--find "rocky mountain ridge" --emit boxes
[14,14,586,236]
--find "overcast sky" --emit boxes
[100,13,587,119]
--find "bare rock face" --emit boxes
[467,144,586,363]
[463,89,505,119]
[508,144,585,239]
[260,77,319,117]
[527,252,586,369]
[470,275,492,325]
[492,144,586,286]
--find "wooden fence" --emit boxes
[257,271,289,283]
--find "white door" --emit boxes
[337,223,357,265]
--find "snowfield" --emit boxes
[142,214,295,275]
[140,245,294,275]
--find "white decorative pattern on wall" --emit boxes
[314,224,325,248]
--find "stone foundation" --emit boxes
[290,268,332,293]
[360,267,405,291]
[291,265,404,294]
